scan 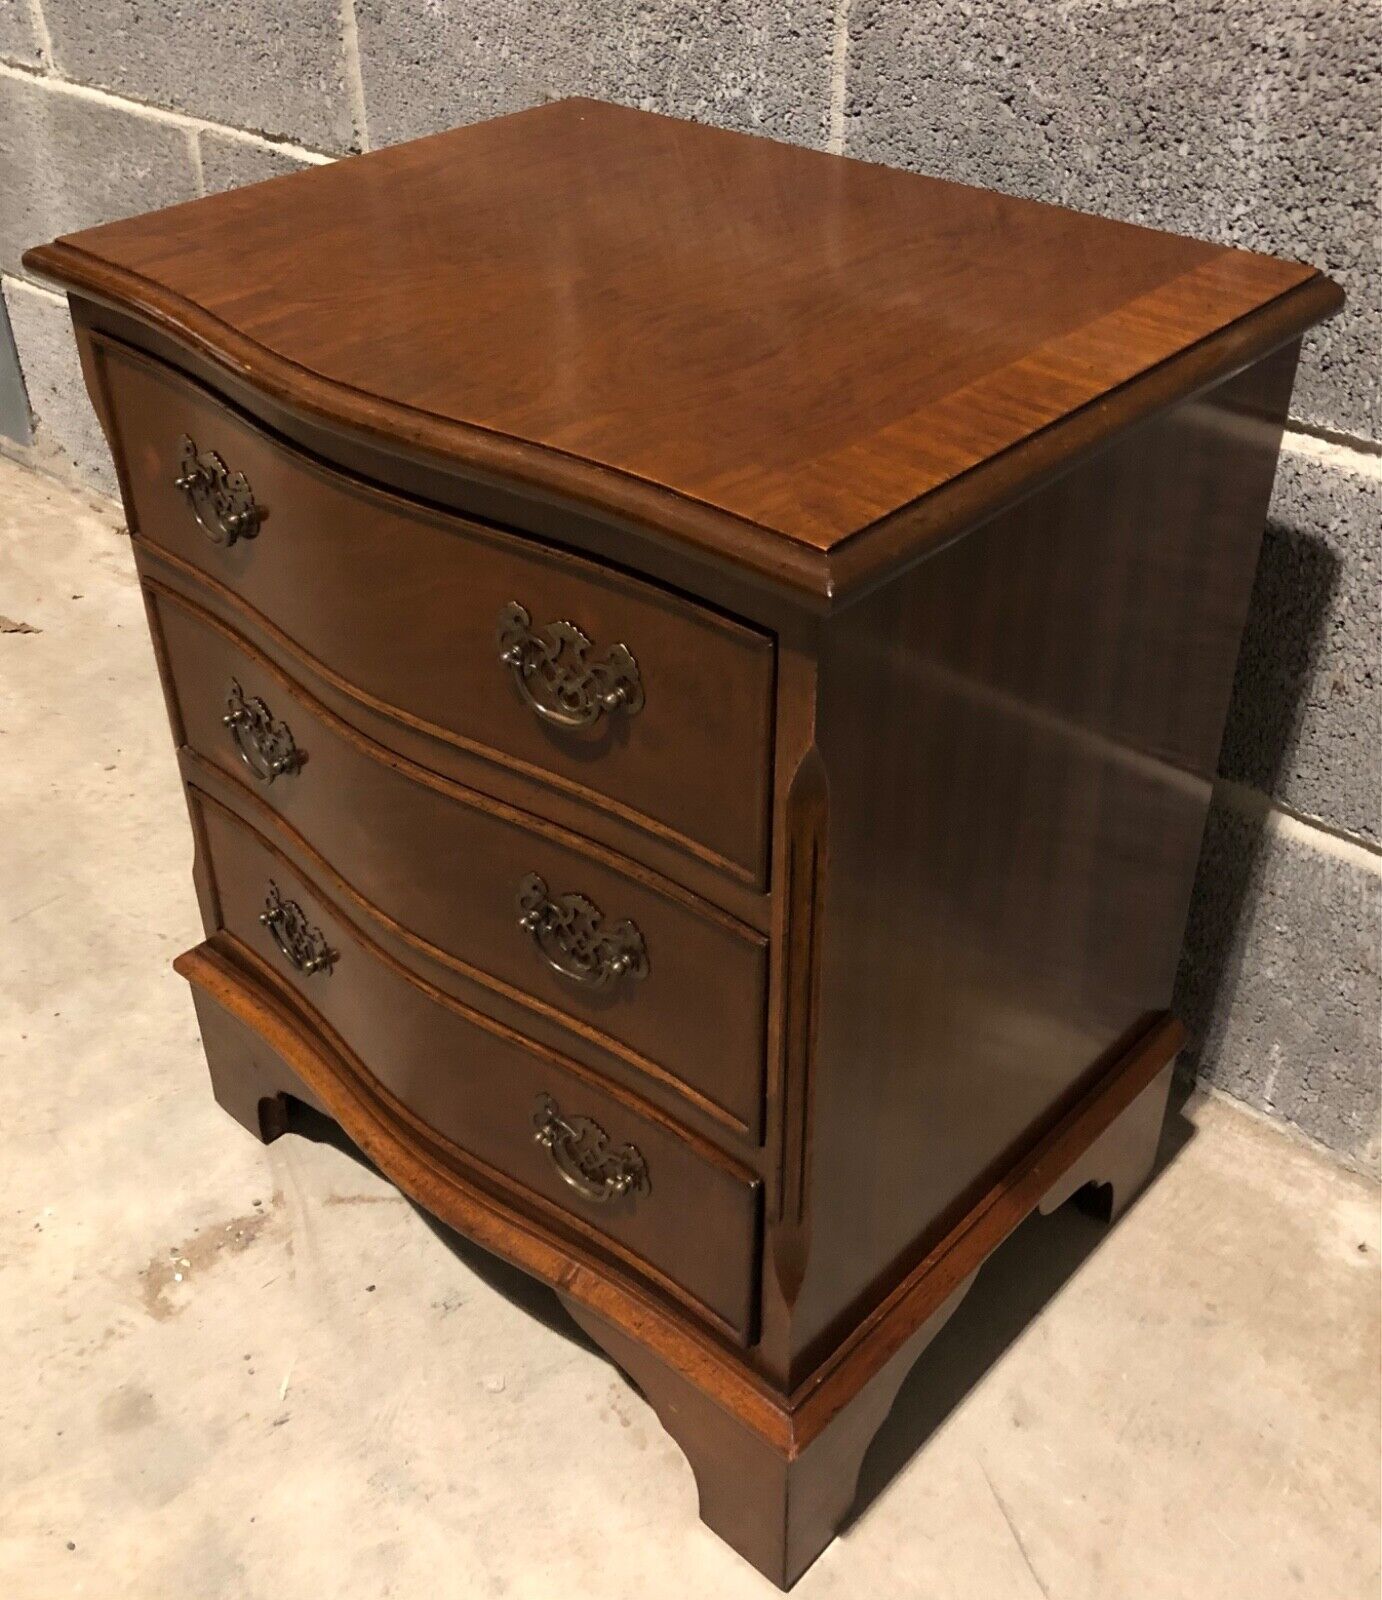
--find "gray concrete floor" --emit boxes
[1,454,1378,1600]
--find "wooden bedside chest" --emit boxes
[27,98,1340,1587]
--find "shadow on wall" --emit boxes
[1173,505,1339,1082]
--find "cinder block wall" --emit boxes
[2,2,1377,1170]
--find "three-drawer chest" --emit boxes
[27,98,1340,1587]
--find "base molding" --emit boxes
[1039,1062,1174,1221]
[560,1274,977,1587]
[783,1015,1182,1449]
[178,940,1181,1587]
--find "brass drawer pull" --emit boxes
[222,679,301,783]
[259,881,335,976]
[532,1093,650,1204]
[516,873,648,990]
[496,601,643,729]
[175,434,261,545]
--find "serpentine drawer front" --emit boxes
[102,340,776,887]
[150,585,770,1139]
[29,97,1340,1588]
[194,791,762,1344]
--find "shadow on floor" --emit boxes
[845,486,1340,1519]
[284,1099,599,1352]
[847,1076,1197,1527]
[287,1079,1197,1524]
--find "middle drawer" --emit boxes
[151,583,769,1139]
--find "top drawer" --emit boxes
[101,342,775,885]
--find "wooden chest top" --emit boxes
[26,97,1338,597]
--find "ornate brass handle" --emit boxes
[223,679,301,783]
[516,873,648,990]
[175,434,261,545]
[496,601,643,729]
[259,881,335,976]
[532,1093,650,1204]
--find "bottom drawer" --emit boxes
[194,789,761,1342]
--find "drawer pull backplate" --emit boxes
[496,601,643,729]
[222,679,301,783]
[175,434,261,545]
[260,881,336,976]
[532,1093,650,1204]
[516,872,648,990]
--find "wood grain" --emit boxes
[772,342,1301,1381]
[193,788,763,1343]
[181,934,1179,1590]
[103,336,777,886]
[25,99,1338,594]
[33,99,1345,1585]
[149,581,770,1137]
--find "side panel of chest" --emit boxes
[774,344,1301,1372]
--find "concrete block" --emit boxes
[846,0,1381,441]
[356,0,837,152]
[3,278,115,495]
[0,0,43,66]
[0,288,31,444]
[1219,441,1380,843]
[198,130,320,196]
[0,75,199,279]
[42,0,355,151]
[1176,797,1381,1171]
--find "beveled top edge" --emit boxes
[26,235,823,582]
[25,238,1340,610]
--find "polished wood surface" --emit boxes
[69,282,1344,614]
[103,338,776,885]
[183,934,1182,1433]
[558,1274,977,1589]
[26,99,1337,595]
[183,936,1180,1586]
[135,528,774,929]
[194,790,762,1343]
[33,101,1344,1588]
[767,343,1303,1379]
[559,1045,1178,1587]
[1038,1064,1174,1221]
[149,582,769,1137]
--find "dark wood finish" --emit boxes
[148,581,769,1137]
[1039,1063,1175,1221]
[31,98,1342,1588]
[183,937,1182,1433]
[560,1047,1177,1588]
[183,937,1177,1586]
[101,337,776,886]
[189,972,325,1143]
[194,788,762,1343]
[765,341,1304,1383]
[26,99,1339,605]
[179,734,767,1156]
[558,1275,976,1589]
[65,282,1338,619]
[134,524,775,932]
